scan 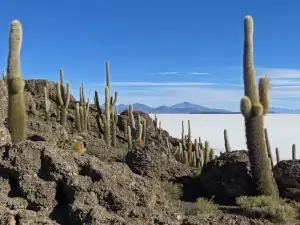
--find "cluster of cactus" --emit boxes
[75,83,90,134]
[169,120,215,170]
[125,104,147,150]
[94,61,118,147]
[153,114,162,135]
[240,15,279,196]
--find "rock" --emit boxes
[24,79,76,103]
[273,160,300,201]
[125,143,198,181]
[199,150,256,205]
[0,140,181,224]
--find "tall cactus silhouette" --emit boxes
[7,20,27,143]
[240,15,278,196]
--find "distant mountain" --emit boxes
[113,102,300,114]
[269,107,300,114]
[116,102,232,114]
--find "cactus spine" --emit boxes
[56,68,70,126]
[240,15,278,196]
[7,20,27,143]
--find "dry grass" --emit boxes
[161,181,182,201]
[236,195,297,223]
[183,197,218,217]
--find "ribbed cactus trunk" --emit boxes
[241,16,278,196]
[7,20,27,143]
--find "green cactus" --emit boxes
[56,68,70,126]
[44,85,51,122]
[264,128,274,168]
[223,129,231,152]
[75,83,90,133]
[112,106,118,147]
[94,61,118,146]
[142,119,147,143]
[292,144,296,160]
[275,148,280,164]
[204,141,210,165]
[127,125,132,150]
[7,20,27,143]
[240,15,278,196]
[123,119,128,138]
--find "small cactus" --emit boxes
[223,129,231,152]
[44,85,51,122]
[292,144,296,160]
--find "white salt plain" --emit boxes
[149,114,300,162]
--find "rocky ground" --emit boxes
[1,79,300,225]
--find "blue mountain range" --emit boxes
[114,102,300,114]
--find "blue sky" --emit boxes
[1,0,300,111]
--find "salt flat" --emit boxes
[149,114,300,161]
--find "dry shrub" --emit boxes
[184,197,218,217]
[236,195,297,223]
[161,181,182,201]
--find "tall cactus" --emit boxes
[44,85,51,122]
[56,68,70,126]
[94,61,118,146]
[75,83,90,133]
[240,15,278,196]
[7,20,27,143]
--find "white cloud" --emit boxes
[150,71,180,75]
[189,72,210,75]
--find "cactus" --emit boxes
[142,119,147,143]
[264,128,274,168]
[75,84,90,133]
[127,125,132,150]
[94,61,118,146]
[204,141,210,164]
[181,121,186,150]
[223,129,231,152]
[44,85,51,122]
[292,144,296,160]
[123,119,128,138]
[112,106,118,147]
[6,20,27,143]
[240,15,278,196]
[275,148,280,164]
[2,70,7,84]
[56,68,70,126]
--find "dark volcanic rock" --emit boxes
[0,141,182,224]
[199,150,256,205]
[273,160,300,201]
[125,143,198,181]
